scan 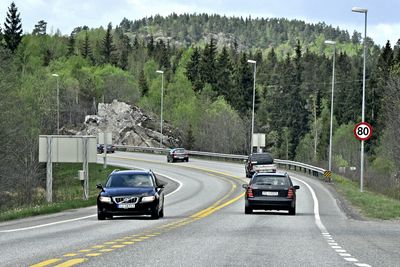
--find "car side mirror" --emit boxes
[96,184,104,191]
[158,184,165,188]
[294,185,300,190]
[242,184,248,189]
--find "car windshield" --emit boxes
[106,174,154,188]
[252,175,289,186]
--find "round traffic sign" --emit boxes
[354,122,373,141]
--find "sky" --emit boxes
[1,0,400,47]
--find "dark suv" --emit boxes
[245,153,275,178]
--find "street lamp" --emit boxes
[156,70,164,147]
[52,73,60,135]
[352,6,368,192]
[247,59,256,153]
[325,40,336,178]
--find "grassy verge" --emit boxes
[333,174,400,220]
[0,163,122,222]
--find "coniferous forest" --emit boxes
[1,2,399,208]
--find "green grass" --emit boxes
[0,163,123,222]
[333,174,400,220]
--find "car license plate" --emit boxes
[118,203,135,209]
[262,191,278,196]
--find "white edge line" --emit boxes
[0,215,96,233]
[291,176,327,233]
[0,162,183,233]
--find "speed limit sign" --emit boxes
[354,122,373,141]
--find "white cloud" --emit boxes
[369,23,400,46]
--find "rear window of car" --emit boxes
[251,175,289,186]
[106,173,154,188]
[174,148,185,153]
[249,153,274,164]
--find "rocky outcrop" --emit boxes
[79,100,181,148]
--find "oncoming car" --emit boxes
[96,169,165,220]
[167,148,189,162]
[97,144,116,154]
[242,172,300,215]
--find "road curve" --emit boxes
[0,151,398,267]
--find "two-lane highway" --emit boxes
[1,151,399,266]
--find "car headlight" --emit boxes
[99,196,112,203]
[141,196,155,203]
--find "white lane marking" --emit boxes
[0,164,182,233]
[292,177,327,233]
[344,258,359,262]
[292,177,371,267]
[0,215,96,233]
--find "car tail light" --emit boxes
[247,186,254,198]
[248,162,252,170]
[287,187,294,199]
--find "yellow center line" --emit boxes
[86,253,101,257]
[30,259,61,267]
[99,249,114,252]
[111,244,126,248]
[63,254,78,257]
[53,258,87,267]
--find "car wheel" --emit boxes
[151,207,160,219]
[245,207,253,214]
[186,158,189,162]
[289,206,296,215]
[159,208,164,218]
[98,212,106,220]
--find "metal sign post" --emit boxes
[83,137,89,200]
[353,122,373,192]
[46,136,53,202]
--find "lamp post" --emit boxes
[325,40,336,178]
[52,73,60,135]
[352,6,368,192]
[156,70,164,147]
[247,59,256,153]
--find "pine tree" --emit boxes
[138,69,149,96]
[186,47,203,92]
[32,20,47,35]
[81,31,93,61]
[233,52,253,114]
[199,37,217,86]
[147,35,155,57]
[215,46,233,101]
[102,22,115,64]
[3,2,23,52]
[67,33,75,57]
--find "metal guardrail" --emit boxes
[114,145,327,179]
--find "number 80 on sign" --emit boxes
[353,122,373,141]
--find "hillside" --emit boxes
[117,13,378,57]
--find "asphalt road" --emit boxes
[0,152,399,267]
